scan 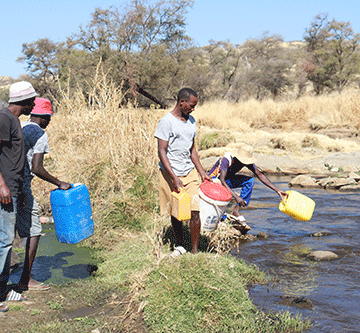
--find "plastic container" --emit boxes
[171,188,191,221]
[50,183,94,244]
[199,181,232,231]
[279,190,315,221]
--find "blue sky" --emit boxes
[1,0,359,78]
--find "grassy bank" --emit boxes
[20,72,334,332]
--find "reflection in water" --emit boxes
[270,244,318,297]
[231,176,360,333]
[10,225,97,285]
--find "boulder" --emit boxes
[348,172,360,181]
[307,250,338,261]
[326,177,356,189]
[289,175,318,187]
[257,231,269,239]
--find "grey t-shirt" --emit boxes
[154,112,197,177]
[0,108,25,197]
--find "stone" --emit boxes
[310,232,331,237]
[348,172,360,180]
[307,250,338,261]
[289,175,318,187]
[316,176,331,187]
[280,296,314,309]
[327,177,356,189]
[338,184,360,191]
[257,231,268,239]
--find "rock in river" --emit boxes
[307,250,339,261]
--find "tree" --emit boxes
[303,14,360,94]
[17,38,64,99]
[242,32,294,99]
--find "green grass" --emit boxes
[144,253,310,332]
[198,131,234,150]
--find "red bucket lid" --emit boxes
[200,181,232,201]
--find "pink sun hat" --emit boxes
[30,98,54,116]
[8,81,38,103]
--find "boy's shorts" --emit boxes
[16,193,42,238]
[159,168,201,216]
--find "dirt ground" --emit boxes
[2,236,147,333]
[0,285,147,333]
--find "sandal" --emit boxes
[6,290,27,302]
[0,303,9,312]
[28,282,50,291]
[170,246,187,258]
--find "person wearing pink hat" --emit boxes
[14,98,71,293]
[0,81,37,311]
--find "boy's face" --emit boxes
[179,95,198,117]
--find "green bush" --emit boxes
[199,131,234,150]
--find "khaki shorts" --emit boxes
[159,168,201,216]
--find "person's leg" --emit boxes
[226,175,255,216]
[182,168,201,254]
[170,216,184,248]
[0,199,17,302]
[17,235,40,290]
[16,195,47,291]
[189,211,200,254]
[239,176,255,205]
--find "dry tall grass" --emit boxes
[194,90,360,131]
[31,68,167,248]
[194,90,360,158]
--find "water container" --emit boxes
[199,181,232,231]
[279,190,315,221]
[50,183,94,244]
[171,188,191,221]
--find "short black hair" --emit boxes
[177,88,197,103]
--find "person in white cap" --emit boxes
[15,98,71,293]
[208,144,287,221]
[0,81,37,311]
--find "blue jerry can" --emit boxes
[50,183,94,244]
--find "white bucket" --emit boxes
[199,189,231,232]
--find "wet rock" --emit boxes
[316,176,331,187]
[280,295,314,309]
[338,184,360,191]
[257,231,268,239]
[327,177,356,189]
[310,232,331,237]
[244,234,257,241]
[289,175,318,187]
[307,250,339,261]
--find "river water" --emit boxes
[231,176,360,333]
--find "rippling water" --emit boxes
[231,176,360,333]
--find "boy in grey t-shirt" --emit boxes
[154,88,210,257]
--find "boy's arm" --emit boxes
[250,165,287,200]
[219,169,246,207]
[157,138,183,192]
[32,153,71,190]
[190,142,211,182]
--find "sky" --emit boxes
[1,0,359,78]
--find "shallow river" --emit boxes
[231,176,360,333]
